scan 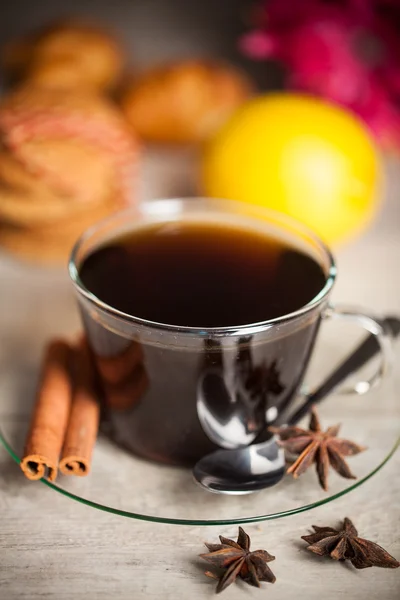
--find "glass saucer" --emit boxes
[1,377,398,526]
[0,255,398,526]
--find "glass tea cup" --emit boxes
[69,198,392,466]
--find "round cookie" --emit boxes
[0,192,124,263]
[0,151,114,226]
[120,60,253,144]
[10,137,116,203]
[30,192,125,240]
[0,225,75,264]
[2,20,124,92]
[0,87,138,204]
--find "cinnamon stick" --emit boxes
[59,341,100,476]
[20,340,73,482]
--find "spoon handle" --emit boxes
[286,316,400,427]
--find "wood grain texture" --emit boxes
[0,158,399,599]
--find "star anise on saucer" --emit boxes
[302,517,400,569]
[200,526,276,593]
[269,407,366,490]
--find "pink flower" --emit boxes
[239,30,277,59]
[240,0,400,150]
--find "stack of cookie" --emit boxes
[0,18,254,261]
[0,87,138,262]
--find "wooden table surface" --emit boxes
[0,153,399,600]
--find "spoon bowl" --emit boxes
[193,435,285,494]
[196,367,263,449]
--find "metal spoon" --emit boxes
[197,336,266,449]
[197,366,263,449]
[193,317,399,494]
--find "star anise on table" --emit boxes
[302,517,400,569]
[200,526,276,593]
[269,407,366,490]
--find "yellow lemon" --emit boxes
[202,93,382,245]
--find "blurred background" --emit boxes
[0,0,270,80]
[0,0,398,264]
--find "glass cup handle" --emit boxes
[322,303,394,395]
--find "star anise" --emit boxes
[302,517,400,569]
[269,407,366,490]
[200,526,276,593]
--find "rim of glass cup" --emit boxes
[69,198,337,336]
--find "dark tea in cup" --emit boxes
[79,221,326,328]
